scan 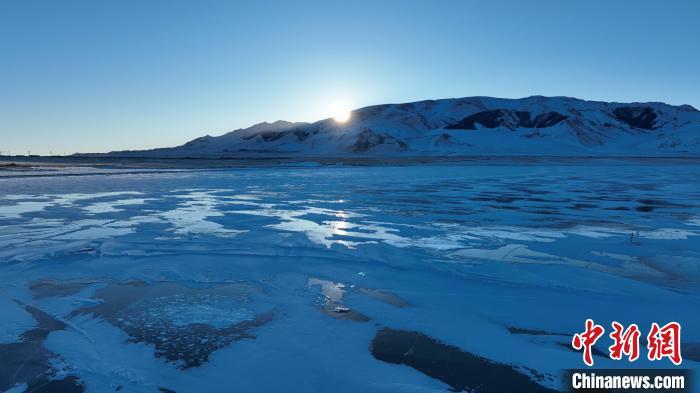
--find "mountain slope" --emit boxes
[92,96,700,157]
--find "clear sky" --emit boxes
[1,0,698,154]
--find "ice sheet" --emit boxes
[1,164,699,392]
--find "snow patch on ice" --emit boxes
[83,198,152,214]
[157,191,245,238]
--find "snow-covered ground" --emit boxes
[1,163,699,392]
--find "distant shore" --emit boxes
[2,155,700,179]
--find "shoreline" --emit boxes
[3,155,700,169]
[2,155,700,179]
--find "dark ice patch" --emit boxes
[682,342,700,362]
[0,303,85,392]
[25,376,84,393]
[359,288,410,308]
[70,281,272,369]
[471,195,524,203]
[570,203,598,210]
[30,280,92,299]
[635,198,692,213]
[507,326,569,337]
[637,199,691,209]
[557,342,607,358]
[370,328,557,392]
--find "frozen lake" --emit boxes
[1,163,699,392]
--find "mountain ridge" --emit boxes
[81,95,700,157]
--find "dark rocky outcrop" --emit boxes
[245,127,310,142]
[351,128,407,153]
[444,110,568,130]
[612,106,659,130]
[532,111,569,128]
[292,129,310,141]
[260,131,287,142]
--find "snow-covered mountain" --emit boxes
[94,96,700,157]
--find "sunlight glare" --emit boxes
[331,101,352,123]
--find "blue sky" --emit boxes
[1,0,698,154]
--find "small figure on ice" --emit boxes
[629,231,641,245]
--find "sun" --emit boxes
[334,110,351,123]
[330,101,352,123]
